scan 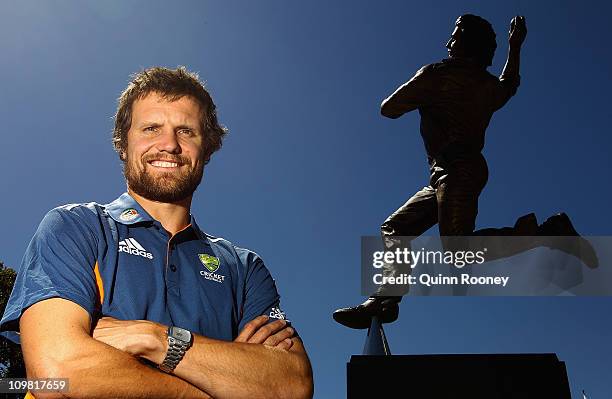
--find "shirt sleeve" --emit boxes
[381,65,437,118]
[490,72,521,111]
[237,252,289,332]
[0,207,99,336]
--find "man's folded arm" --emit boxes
[20,298,210,399]
[92,315,313,399]
[168,325,313,399]
[105,313,314,399]
[159,249,313,399]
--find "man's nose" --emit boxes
[155,128,181,153]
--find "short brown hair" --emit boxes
[113,66,227,164]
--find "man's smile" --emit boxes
[148,160,182,168]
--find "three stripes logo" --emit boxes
[269,307,287,320]
[118,238,153,259]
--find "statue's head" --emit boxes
[446,14,497,67]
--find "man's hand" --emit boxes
[234,315,295,350]
[93,315,297,363]
[92,316,167,364]
[509,16,527,48]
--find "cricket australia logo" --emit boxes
[199,254,220,272]
[118,238,153,259]
[269,307,287,320]
[198,254,224,283]
[119,208,139,221]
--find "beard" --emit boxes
[123,154,204,203]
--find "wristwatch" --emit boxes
[159,326,193,373]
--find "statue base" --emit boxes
[347,353,571,398]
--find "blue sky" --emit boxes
[1,1,611,397]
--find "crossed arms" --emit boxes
[20,298,313,399]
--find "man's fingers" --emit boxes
[234,315,269,343]
[274,338,294,351]
[234,316,295,347]
[262,326,295,347]
[248,319,288,344]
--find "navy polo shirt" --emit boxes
[1,193,288,342]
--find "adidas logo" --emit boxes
[269,307,287,320]
[118,238,153,259]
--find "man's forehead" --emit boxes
[132,92,202,123]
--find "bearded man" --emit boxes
[0,67,313,399]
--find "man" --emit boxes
[0,67,313,398]
[334,15,596,329]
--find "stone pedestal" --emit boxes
[347,353,571,398]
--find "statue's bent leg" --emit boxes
[332,186,438,328]
[436,156,487,237]
[379,185,439,297]
[435,157,487,295]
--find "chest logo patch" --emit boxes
[198,254,224,283]
[198,254,220,272]
[119,208,139,221]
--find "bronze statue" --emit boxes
[333,15,596,329]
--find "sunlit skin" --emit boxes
[19,82,313,398]
[123,92,206,234]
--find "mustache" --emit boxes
[141,154,190,165]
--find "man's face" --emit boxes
[446,26,465,58]
[123,92,206,203]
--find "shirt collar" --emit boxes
[190,217,211,245]
[105,192,211,246]
[105,192,154,225]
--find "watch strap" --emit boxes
[159,327,192,373]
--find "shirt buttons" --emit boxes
[169,264,177,272]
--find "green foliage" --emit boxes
[0,261,25,378]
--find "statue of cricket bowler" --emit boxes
[334,15,596,329]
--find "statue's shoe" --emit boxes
[333,297,400,329]
[538,213,599,268]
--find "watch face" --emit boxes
[171,327,192,343]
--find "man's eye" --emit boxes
[144,126,157,132]
[178,129,194,136]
